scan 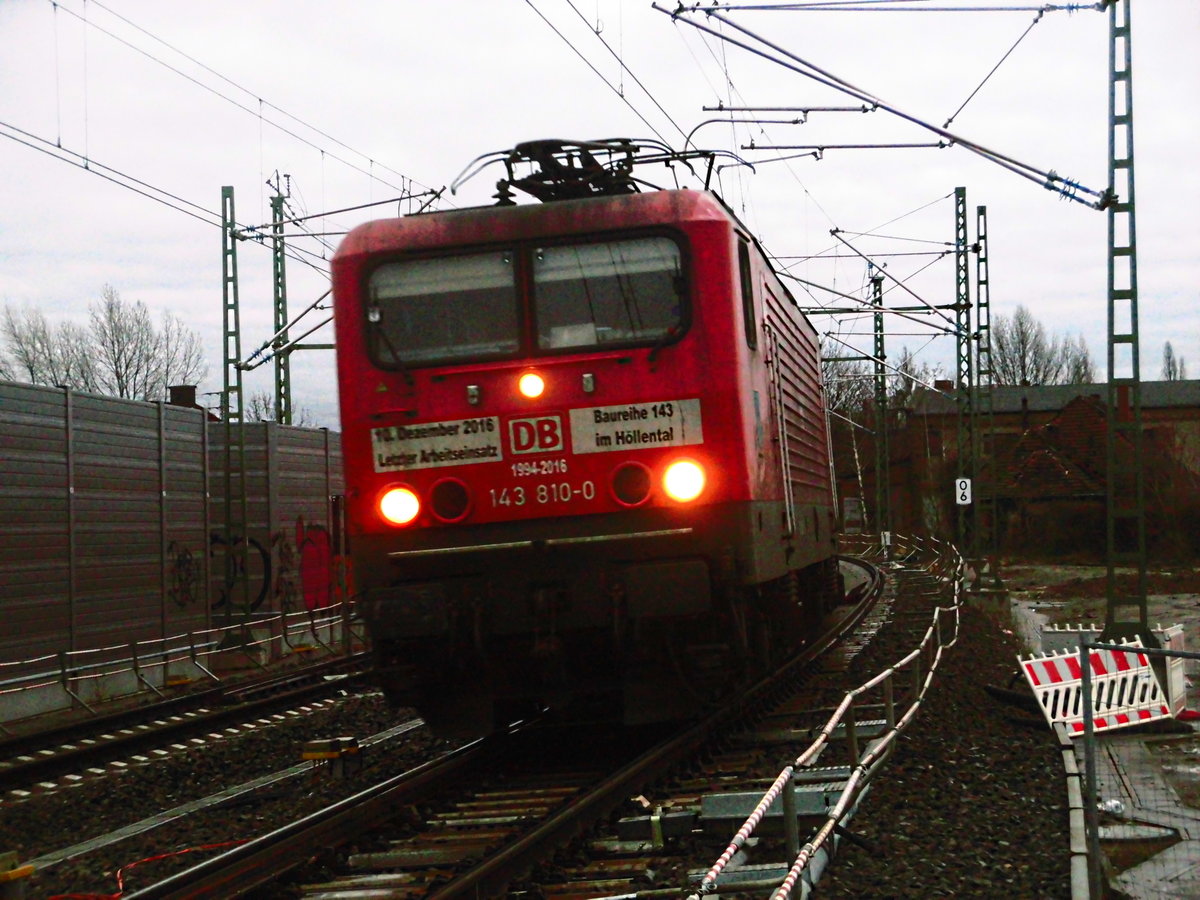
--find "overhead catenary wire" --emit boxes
[674,15,843,233]
[780,269,959,335]
[875,251,954,305]
[780,250,951,259]
[1,119,219,228]
[525,0,672,145]
[828,229,958,329]
[0,119,335,280]
[561,0,691,143]
[689,2,1101,11]
[822,331,956,396]
[240,289,334,371]
[776,189,956,370]
[235,192,443,237]
[826,406,875,433]
[832,231,953,246]
[47,0,434,198]
[942,8,1048,127]
[744,141,948,158]
[777,191,954,275]
[685,118,816,152]
[657,4,1109,207]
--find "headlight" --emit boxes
[662,459,706,502]
[379,486,420,525]
[518,371,545,398]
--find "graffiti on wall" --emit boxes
[207,516,343,616]
[210,532,272,615]
[167,540,202,608]
[273,517,335,613]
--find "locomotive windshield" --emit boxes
[363,236,685,368]
[367,251,520,365]
[533,236,683,350]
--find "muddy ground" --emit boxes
[1001,561,1200,630]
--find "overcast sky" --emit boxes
[1,0,1196,428]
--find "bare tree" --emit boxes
[820,340,944,414]
[1062,333,1096,384]
[90,286,160,399]
[1,286,206,400]
[245,390,314,427]
[820,337,872,416]
[892,345,945,403]
[158,304,206,393]
[2,305,98,389]
[1162,341,1187,381]
[991,305,1094,385]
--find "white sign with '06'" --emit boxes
[955,477,972,505]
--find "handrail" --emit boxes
[690,533,966,899]
[0,601,366,725]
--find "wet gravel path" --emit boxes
[819,577,1073,899]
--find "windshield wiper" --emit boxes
[370,320,414,386]
[647,324,681,365]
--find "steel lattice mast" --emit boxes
[221,186,250,621]
[1101,0,1149,646]
[953,187,974,555]
[270,187,292,425]
[871,271,889,538]
[974,205,1001,586]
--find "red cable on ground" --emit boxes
[46,840,248,900]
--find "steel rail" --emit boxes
[121,735,495,899]
[435,557,884,899]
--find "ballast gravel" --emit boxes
[1,692,452,898]
[818,575,1073,899]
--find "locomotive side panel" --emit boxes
[762,272,836,570]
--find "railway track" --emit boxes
[112,551,964,899]
[0,652,371,796]
[7,543,979,899]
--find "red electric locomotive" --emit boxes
[333,140,840,736]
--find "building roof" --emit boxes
[905,379,1200,417]
[1004,397,1109,498]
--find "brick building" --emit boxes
[834,380,1200,556]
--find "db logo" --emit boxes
[508,415,564,454]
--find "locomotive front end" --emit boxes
[334,190,763,735]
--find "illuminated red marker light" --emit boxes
[662,460,706,502]
[518,371,545,399]
[379,486,420,526]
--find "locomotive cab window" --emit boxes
[367,251,520,366]
[738,239,757,351]
[532,236,685,351]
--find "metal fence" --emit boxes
[1076,638,1200,899]
[0,603,367,732]
[0,381,352,725]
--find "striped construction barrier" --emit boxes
[1019,638,1172,737]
